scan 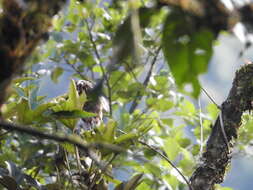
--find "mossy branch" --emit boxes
[0,0,67,108]
[190,63,253,190]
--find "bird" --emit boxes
[75,80,109,131]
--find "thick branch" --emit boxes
[0,0,67,108]
[0,121,123,167]
[190,63,253,190]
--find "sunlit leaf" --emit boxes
[51,79,86,129]
[136,182,152,190]
[13,86,26,98]
[144,162,162,176]
[51,110,96,119]
[207,103,219,120]
[103,120,116,143]
[28,85,39,110]
[12,77,36,84]
[115,133,137,144]
[163,138,181,160]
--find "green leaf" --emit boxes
[162,10,214,98]
[217,187,233,190]
[137,124,153,135]
[2,102,17,119]
[146,98,174,112]
[70,79,86,109]
[61,143,75,154]
[15,98,54,124]
[13,86,26,98]
[164,174,179,190]
[136,182,151,190]
[103,120,116,143]
[207,103,219,120]
[144,163,162,176]
[62,40,80,54]
[177,99,196,117]
[92,65,103,73]
[163,138,181,160]
[93,121,117,144]
[161,118,173,126]
[179,148,194,172]
[28,86,39,110]
[115,133,137,144]
[12,77,36,84]
[68,79,79,109]
[51,79,86,129]
[51,110,96,119]
[16,99,31,124]
[51,67,64,83]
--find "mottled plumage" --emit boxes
[75,80,109,131]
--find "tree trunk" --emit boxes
[0,0,67,109]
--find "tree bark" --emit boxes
[190,63,253,190]
[0,0,67,109]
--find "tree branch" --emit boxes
[0,121,123,169]
[139,140,193,190]
[118,128,192,189]
[190,63,253,190]
[129,46,161,113]
[85,19,113,116]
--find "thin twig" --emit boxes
[198,98,204,154]
[219,111,230,151]
[200,86,220,109]
[85,19,102,62]
[55,166,61,187]
[85,19,112,116]
[0,121,107,169]
[117,129,192,190]
[111,72,126,90]
[74,146,82,174]
[143,46,162,86]
[64,148,74,187]
[129,46,161,113]
[124,60,139,82]
[64,57,87,80]
[107,78,112,117]
[88,172,98,190]
[139,140,193,190]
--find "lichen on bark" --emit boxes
[190,63,253,190]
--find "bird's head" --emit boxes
[76,80,94,95]
[75,79,109,113]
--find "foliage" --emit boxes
[0,0,251,190]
